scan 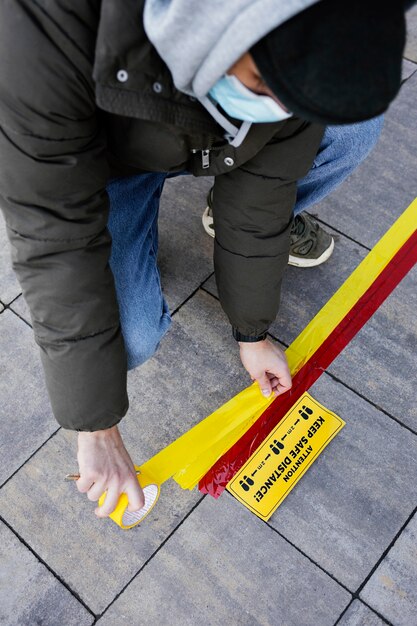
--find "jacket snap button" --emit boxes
[224,157,234,167]
[117,69,128,83]
[153,82,163,94]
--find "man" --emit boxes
[0,0,407,518]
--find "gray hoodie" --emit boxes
[144,0,320,97]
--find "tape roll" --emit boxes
[98,466,160,530]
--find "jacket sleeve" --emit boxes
[0,1,128,431]
[212,119,324,337]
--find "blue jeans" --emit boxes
[107,173,171,369]
[295,116,384,214]
[107,116,384,369]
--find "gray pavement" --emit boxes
[1,24,417,626]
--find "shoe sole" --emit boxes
[203,206,335,267]
[288,236,335,267]
[202,206,215,238]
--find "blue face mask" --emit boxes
[208,74,292,123]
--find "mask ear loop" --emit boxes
[228,120,252,147]
[199,96,252,148]
[199,95,239,135]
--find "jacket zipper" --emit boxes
[191,135,215,170]
[191,148,211,169]
[201,149,210,169]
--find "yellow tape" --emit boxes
[173,400,269,490]
[141,383,275,489]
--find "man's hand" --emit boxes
[76,425,144,518]
[239,338,292,398]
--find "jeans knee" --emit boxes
[124,310,171,370]
[321,115,384,168]
[350,115,384,161]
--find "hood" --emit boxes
[143,0,321,97]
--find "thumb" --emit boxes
[256,374,272,398]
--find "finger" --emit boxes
[274,378,293,396]
[256,374,272,398]
[280,371,293,391]
[95,484,120,518]
[125,481,145,512]
[76,475,95,493]
[271,365,292,393]
[269,376,280,390]
[86,481,106,502]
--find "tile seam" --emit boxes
[403,55,417,66]
[262,532,350,593]
[93,494,207,623]
[0,514,96,620]
[333,598,393,626]
[0,292,23,307]
[307,212,372,252]
[263,514,353,596]
[355,503,417,597]
[0,427,61,490]
[170,271,215,318]
[2,303,32,329]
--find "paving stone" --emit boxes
[268,375,417,591]
[0,520,93,626]
[8,293,31,325]
[158,175,214,311]
[337,600,386,626]
[0,291,255,615]
[405,4,417,63]
[0,215,21,306]
[0,310,56,486]
[97,495,350,626]
[316,73,417,250]
[361,511,417,626]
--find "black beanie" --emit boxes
[251,0,407,125]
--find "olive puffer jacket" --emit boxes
[0,0,324,430]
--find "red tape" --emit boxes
[199,228,417,497]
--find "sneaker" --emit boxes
[202,188,334,267]
[202,204,215,238]
[202,188,216,238]
[288,213,334,267]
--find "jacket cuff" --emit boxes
[232,327,268,342]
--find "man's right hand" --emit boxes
[238,337,292,398]
[76,425,144,518]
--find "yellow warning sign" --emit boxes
[226,393,345,521]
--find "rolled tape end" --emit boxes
[119,483,160,529]
[98,469,160,529]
